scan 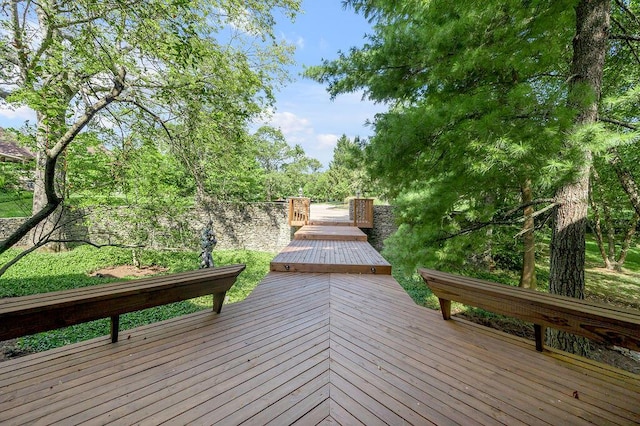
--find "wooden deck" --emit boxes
[271,225,391,274]
[1,226,638,425]
[294,225,368,241]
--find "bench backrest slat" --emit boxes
[0,264,246,342]
[418,268,640,352]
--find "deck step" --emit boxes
[270,239,391,275]
[294,225,367,242]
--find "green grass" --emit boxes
[0,192,32,218]
[0,246,273,352]
[394,236,640,313]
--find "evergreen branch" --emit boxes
[610,16,640,64]
[615,0,640,25]
[600,117,638,130]
[609,34,640,42]
[437,201,558,242]
[501,198,556,217]
[609,148,640,218]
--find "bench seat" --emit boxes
[0,264,246,343]
[418,268,640,352]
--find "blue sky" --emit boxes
[0,1,385,168]
[267,1,386,167]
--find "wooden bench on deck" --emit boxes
[418,268,640,353]
[0,264,246,343]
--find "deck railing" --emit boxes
[352,198,374,228]
[288,197,310,226]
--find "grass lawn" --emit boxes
[0,246,273,353]
[0,192,32,218]
[394,236,640,313]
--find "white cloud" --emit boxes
[269,111,314,143]
[318,37,329,52]
[278,32,305,50]
[317,133,338,148]
[255,80,387,168]
[0,104,35,121]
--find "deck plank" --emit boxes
[270,239,391,274]
[294,225,367,241]
[1,226,638,425]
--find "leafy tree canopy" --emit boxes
[0,0,301,265]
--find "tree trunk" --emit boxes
[589,167,613,269]
[519,179,537,289]
[610,148,640,217]
[589,189,613,269]
[548,0,610,356]
[30,114,68,252]
[616,213,639,271]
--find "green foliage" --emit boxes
[0,188,32,218]
[0,0,301,263]
[0,246,273,352]
[305,135,378,202]
[251,126,320,200]
[307,0,633,274]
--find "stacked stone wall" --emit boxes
[1,202,397,255]
[366,205,397,253]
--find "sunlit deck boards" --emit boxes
[294,225,367,241]
[1,272,638,425]
[270,239,391,274]
[272,225,391,274]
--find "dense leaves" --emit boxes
[0,0,301,267]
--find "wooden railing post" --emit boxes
[288,197,310,226]
[352,198,374,228]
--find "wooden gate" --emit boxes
[288,197,310,226]
[352,198,374,228]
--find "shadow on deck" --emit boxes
[1,226,638,424]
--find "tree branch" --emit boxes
[0,199,61,254]
[0,68,126,256]
[600,117,638,130]
[0,240,49,277]
[437,201,559,242]
[48,67,127,158]
[609,34,640,42]
[116,97,174,140]
[615,0,640,24]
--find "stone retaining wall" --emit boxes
[1,202,291,254]
[1,203,396,255]
[0,217,31,246]
[367,205,397,252]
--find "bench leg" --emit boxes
[438,298,452,320]
[534,324,545,352]
[111,315,120,343]
[213,292,226,314]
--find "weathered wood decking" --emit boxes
[1,226,638,424]
[270,226,391,275]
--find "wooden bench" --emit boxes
[418,268,640,352]
[0,264,246,343]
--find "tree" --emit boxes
[308,0,640,355]
[589,158,638,271]
[0,0,300,271]
[252,126,321,200]
[547,0,610,355]
[307,0,575,271]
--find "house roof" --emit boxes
[0,128,35,162]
